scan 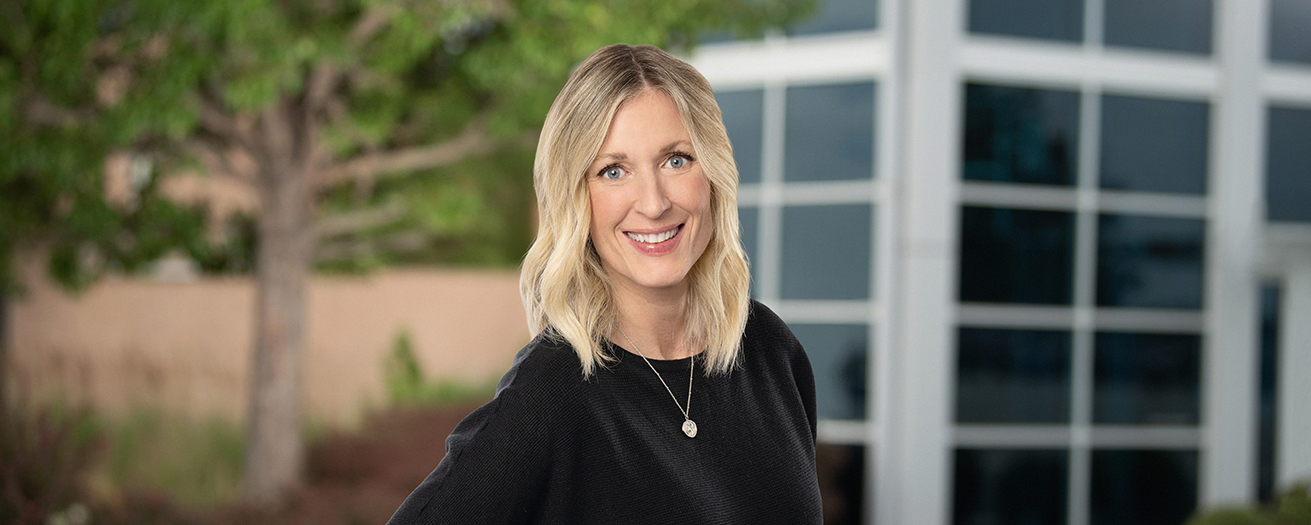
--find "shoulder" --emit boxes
[496,332,588,401]
[743,300,803,351]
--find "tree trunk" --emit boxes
[242,100,314,503]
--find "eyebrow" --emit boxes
[592,140,693,164]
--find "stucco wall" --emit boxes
[8,266,528,426]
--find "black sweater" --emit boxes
[386,300,823,524]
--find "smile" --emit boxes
[626,225,683,244]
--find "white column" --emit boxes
[885,0,963,523]
[1202,0,1267,506]
[1278,263,1311,488]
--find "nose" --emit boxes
[634,170,671,218]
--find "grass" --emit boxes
[94,408,246,509]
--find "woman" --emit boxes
[388,43,822,524]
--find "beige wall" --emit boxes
[8,266,528,426]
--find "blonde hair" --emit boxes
[520,43,751,377]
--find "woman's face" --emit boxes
[586,89,713,299]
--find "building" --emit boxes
[687,0,1311,523]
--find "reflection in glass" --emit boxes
[964,84,1079,186]
[1104,0,1212,54]
[789,323,868,420]
[788,0,878,35]
[1100,95,1209,195]
[1266,106,1311,223]
[957,328,1071,423]
[968,0,1082,42]
[955,448,1069,525]
[1094,332,1201,425]
[785,83,876,182]
[960,206,1075,304]
[817,444,865,525]
[1270,0,1311,64]
[717,89,765,185]
[738,205,759,297]
[1091,449,1198,525]
[1096,214,1205,309]
[781,204,873,300]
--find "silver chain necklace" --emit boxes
[619,327,697,438]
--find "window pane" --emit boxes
[817,444,865,525]
[968,0,1083,42]
[790,323,868,420]
[785,83,876,182]
[1266,106,1311,223]
[1270,0,1311,64]
[1096,214,1205,309]
[1091,450,1198,525]
[1094,332,1201,425]
[964,83,1080,186]
[717,89,765,185]
[955,448,1069,525]
[788,0,878,35]
[957,328,1072,423]
[1100,95,1209,195]
[960,206,1076,304]
[781,204,873,300]
[1104,0,1212,54]
[739,205,760,297]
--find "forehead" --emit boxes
[598,90,690,149]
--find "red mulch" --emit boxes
[94,403,483,525]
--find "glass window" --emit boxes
[738,205,760,296]
[1100,95,1209,195]
[790,323,868,420]
[788,0,878,35]
[1103,0,1212,54]
[955,448,1069,525]
[817,444,865,525]
[968,0,1083,42]
[1094,332,1201,425]
[717,89,765,185]
[957,328,1072,424]
[1096,214,1205,309]
[1266,106,1311,223]
[964,83,1080,186]
[785,82,876,182]
[959,206,1076,305]
[1091,450,1198,525]
[1258,285,1280,502]
[781,204,873,300]
[1270,0,1311,64]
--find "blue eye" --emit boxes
[600,166,625,180]
[665,154,691,169]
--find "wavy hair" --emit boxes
[519,44,750,377]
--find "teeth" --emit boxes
[627,227,679,244]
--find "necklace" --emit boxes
[619,327,697,438]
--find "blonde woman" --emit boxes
[388,44,822,524]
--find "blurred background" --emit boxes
[3,0,1309,524]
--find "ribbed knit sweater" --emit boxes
[386,300,823,524]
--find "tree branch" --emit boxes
[313,115,501,189]
[314,200,407,238]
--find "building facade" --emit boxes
[688,0,1311,523]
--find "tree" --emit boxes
[4,0,812,503]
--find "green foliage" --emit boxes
[101,409,246,508]
[382,329,495,407]
[1189,484,1311,525]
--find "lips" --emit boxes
[625,224,683,245]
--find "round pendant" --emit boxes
[682,419,698,438]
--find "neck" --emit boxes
[610,281,694,361]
